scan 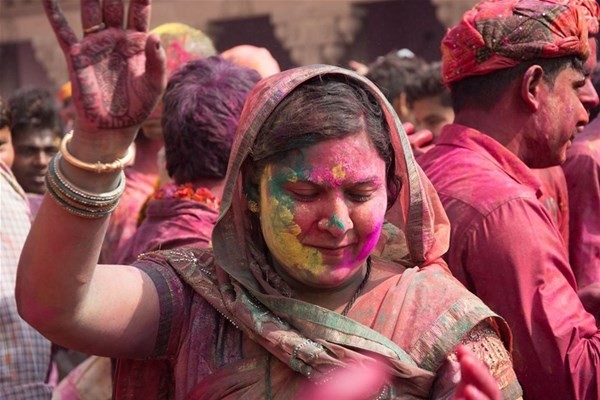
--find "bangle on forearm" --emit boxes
[60,131,134,173]
[46,182,121,218]
[46,153,126,218]
[51,154,125,202]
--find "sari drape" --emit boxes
[114,65,521,399]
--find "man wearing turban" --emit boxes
[419,1,600,398]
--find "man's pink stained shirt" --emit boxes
[562,126,600,289]
[419,124,600,400]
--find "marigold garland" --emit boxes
[151,183,220,211]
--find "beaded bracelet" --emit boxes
[46,153,126,218]
[60,131,134,173]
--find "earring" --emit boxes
[248,200,259,213]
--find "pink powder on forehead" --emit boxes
[309,162,352,186]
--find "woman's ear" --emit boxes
[246,186,260,213]
[242,165,261,206]
[521,64,545,112]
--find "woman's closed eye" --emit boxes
[345,181,382,203]
[285,183,321,201]
[347,190,374,203]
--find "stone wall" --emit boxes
[0,0,473,95]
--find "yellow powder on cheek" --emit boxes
[263,196,325,275]
[260,167,325,275]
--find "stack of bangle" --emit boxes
[46,152,126,218]
[60,131,134,173]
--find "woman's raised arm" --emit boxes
[16,0,167,358]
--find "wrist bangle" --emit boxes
[60,131,134,173]
[46,153,126,219]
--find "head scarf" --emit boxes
[215,65,450,279]
[150,22,216,78]
[441,0,591,85]
[154,65,515,398]
[167,65,446,393]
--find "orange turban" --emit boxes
[442,0,592,86]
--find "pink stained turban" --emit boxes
[441,0,591,86]
[550,0,599,35]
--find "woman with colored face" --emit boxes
[248,78,395,308]
[258,132,388,294]
[18,1,521,398]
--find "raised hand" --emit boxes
[300,358,389,400]
[403,122,435,158]
[43,0,166,136]
[453,345,502,400]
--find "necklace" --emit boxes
[341,257,372,316]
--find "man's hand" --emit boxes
[403,122,435,157]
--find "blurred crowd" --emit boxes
[3,0,600,399]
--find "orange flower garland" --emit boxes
[151,183,220,211]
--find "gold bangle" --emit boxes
[60,131,134,174]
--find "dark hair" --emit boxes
[0,97,11,129]
[365,52,427,104]
[249,74,401,208]
[8,87,63,139]
[162,56,261,183]
[451,55,586,112]
[405,62,451,109]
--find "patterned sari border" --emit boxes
[410,296,498,370]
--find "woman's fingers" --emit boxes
[456,385,493,400]
[42,0,79,51]
[81,0,104,34]
[304,360,389,400]
[127,0,151,32]
[408,129,434,149]
[455,345,502,400]
[103,0,125,29]
[144,33,167,93]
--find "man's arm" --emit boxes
[455,197,600,399]
[563,150,600,288]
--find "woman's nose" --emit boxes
[318,199,353,237]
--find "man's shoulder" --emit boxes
[565,139,600,165]
[420,145,537,217]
